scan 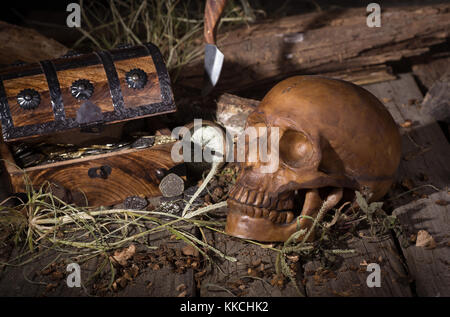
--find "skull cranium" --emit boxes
[225,76,401,242]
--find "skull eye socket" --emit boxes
[279,130,314,168]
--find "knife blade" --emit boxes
[202,0,227,96]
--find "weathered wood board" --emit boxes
[0,226,197,297]
[412,56,450,91]
[0,248,100,296]
[200,221,305,297]
[303,234,412,297]
[394,191,450,297]
[364,74,450,200]
[180,4,450,93]
[366,74,450,297]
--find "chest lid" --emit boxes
[0,43,175,142]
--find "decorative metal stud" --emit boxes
[125,68,147,89]
[17,89,40,110]
[70,79,94,100]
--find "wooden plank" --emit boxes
[0,224,197,297]
[364,73,450,297]
[200,227,305,297]
[180,4,450,93]
[0,248,101,296]
[365,74,450,205]
[394,191,450,297]
[303,234,412,297]
[366,74,450,296]
[421,69,450,124]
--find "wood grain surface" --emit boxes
[368,74,450,297]
[3,71,55,127]
[57,63,115,119]
[2,142,178,207]
[1,50,166,138]
[114,56,162,108]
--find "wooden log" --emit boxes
[216,93,258,135]
[0,21,68,65]
[180,4,450,92]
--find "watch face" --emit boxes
[188,122,225,164]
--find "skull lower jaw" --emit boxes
[225,208,307,242]
[225,188,312,242]
[225,187,344,242]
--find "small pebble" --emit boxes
[124,196,148,210]
[159,173,185,198]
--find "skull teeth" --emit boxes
[262,195,271,208]
[240,189,249,204]
[230,185,268,208]
[254,207,262,218]
[255,192,264,206]
[247,191,257,205]
[277,212,287,224]
[235,186,245,201]
[228,185,296,224]
[286,211,294,223]
[245,205,255,217]
[268,211,278,222]
[229,199,295,224]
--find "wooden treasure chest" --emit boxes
[0,43,178,206]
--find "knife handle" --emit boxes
[204,0,227,45]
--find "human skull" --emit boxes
[225,76,401,242]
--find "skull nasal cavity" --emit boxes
[279,130,313,167]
